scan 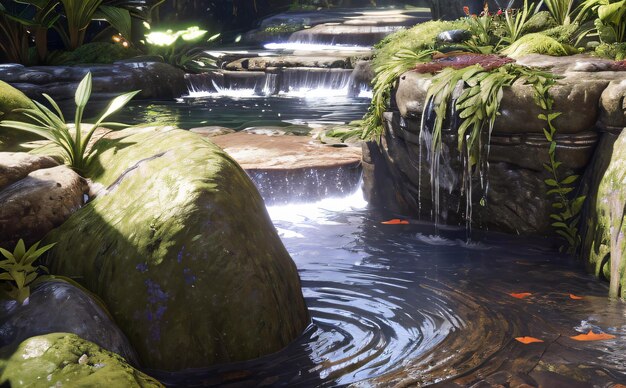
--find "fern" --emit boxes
[501,32,570,58]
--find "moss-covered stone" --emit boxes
[0,333,162,387]
[581,131,626,299]
[45,127,309,370]
[0,80,37,151]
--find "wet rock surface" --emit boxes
[45,127,310,370]
[0,280,138,364]
[0,333,162,387]
[0,164,87,248]
[0,152,58,189]
[0,62,186,102]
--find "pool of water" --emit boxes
[113,94,371,131]
[151,187,626,387]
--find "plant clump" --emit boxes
[0,239,55,303]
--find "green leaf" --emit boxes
[552,221,568,228]
[0,247,13,260]
[571,195,586,216]
[560,175,579,185]
[92,90,141,129]
[544,178,559,187]
[14,239,25,259]
[75,72,93,109]
[550,214,564,221]
[0,273,13,281]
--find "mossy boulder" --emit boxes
[45,127,309,370]
[580,130,626,299]
[0,333,162,387]
[0,80,37,151]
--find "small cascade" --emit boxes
[278,68,353,96]
[185,68,356,98]
[248,164,362,206]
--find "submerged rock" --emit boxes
[0,333,162,387]
[0,165,87,248]
[45,127,309,370]
[0,280,138,365]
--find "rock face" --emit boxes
[0,280,138,365]
[0,152,58,189]
[0,62,186,103]
[579,130,626,298]
[211,132,362,204]
[0,163,87,248]
[45,127,309,370]
[0,333,162,388]
[365,55,626,235]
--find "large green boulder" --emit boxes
[580,130,626,298]
[0,333,162,387]
[45,127,309,370]
[0,80,37,151]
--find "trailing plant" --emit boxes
[529,72,586,252]
[0,72,139,174]
[0,239,55,303]
[362,49,434,140]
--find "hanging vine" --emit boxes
[528,73,586,253]
[422,59,585,250]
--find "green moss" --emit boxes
[0,80,38,151]
[501,33,570,58]
[44,127,309,370]
[586,131,626,299]
[0,333,162,388]
[372,20,466,70]
[595,42,626,60]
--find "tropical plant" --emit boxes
[143,26,219,71]
[499,0,539,46]
[11,0,60,61]
[0,239,55,303]
[0,3,31,63]
[543,0,576,25]
[0,72,139,174]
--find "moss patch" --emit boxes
[0,80,38,151]
[45,127,309,370]
[0,333,162,388]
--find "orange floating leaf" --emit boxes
[569,294,584,300]
[509,292,532,299]
[515,336,544,344]
[570,331,616,341]
[381,219,409,225]
[612,384,626,388]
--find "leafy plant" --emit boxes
[0,239,55,303]
[0,3,31,63]
[543,0,576,25]
[499,0,539,46]
[0,72,139,174]
[530,72,586,252]
[143,26,219,71]
[362,49,434,140]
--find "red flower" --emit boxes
[463,6,470,16]
[496,9,503,15]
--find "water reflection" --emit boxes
[151,186,626,387]
[113,95,370,131]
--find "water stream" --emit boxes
[123,9,626,383]
[151,183,626,387]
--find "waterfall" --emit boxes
[185,68,355,98]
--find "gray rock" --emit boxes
[599,79,626,130]
[0,165,87,248]
[0,153,58,190]
[395,71,433,118]
[349,60,374,96]
[0,280,139,365]
[436,29,472,44]
[189,126,235,137]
